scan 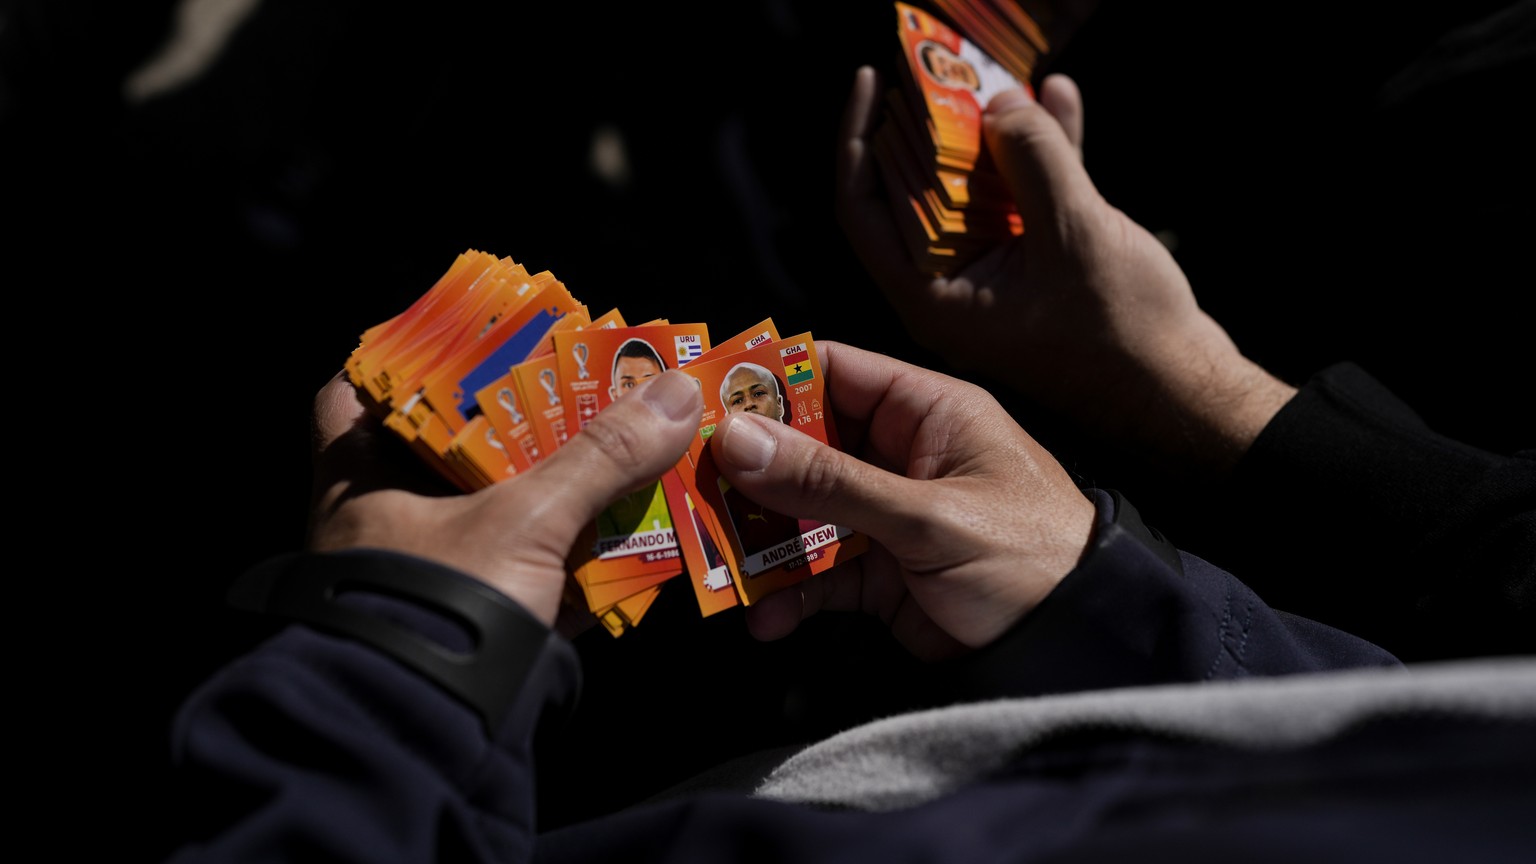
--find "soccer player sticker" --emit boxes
[668,317,784,618]
[679,334,868,605]
[551,323,714,605]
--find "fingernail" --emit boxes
[985,87,1033,114]
[719,413,777,472]
[640,371,701,422]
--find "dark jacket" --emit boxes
[163,364,1535,863]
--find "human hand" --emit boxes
[707,340,1095,661]
[307,369,703,633]
[837,66,1295,478]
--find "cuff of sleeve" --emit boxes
[228,549,579,735]
[1224,362,1535,658]
[922,488,1194,702]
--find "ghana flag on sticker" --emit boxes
[781,342,814,385]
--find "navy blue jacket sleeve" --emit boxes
[1211,362,1535,660]
[164,549,579,863]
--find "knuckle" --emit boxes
[571,411,656,476]
[798,445,850,506]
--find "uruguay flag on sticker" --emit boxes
[676,336,703,364]
[781,342,813,385]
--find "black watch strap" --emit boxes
[228,549,553,732]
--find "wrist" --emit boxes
[1102,327,1298,484]
[1149,349,1298,482]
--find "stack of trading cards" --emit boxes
[877,1,1054,274]
[346,249,867,637]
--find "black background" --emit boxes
[3,0,1530,857]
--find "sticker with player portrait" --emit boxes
[665,317,783,617]
[552,323,711,437]
[678,334,867,605]
[551,323,713,597]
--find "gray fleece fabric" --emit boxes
[752,656,1536,811]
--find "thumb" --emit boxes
[982,75,1101,233]
[708,412,924,550]
[518,370,702,533]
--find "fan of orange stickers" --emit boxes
[345,249,867,636]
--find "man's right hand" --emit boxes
[837,66,1296,480]
[708,341,1095,661]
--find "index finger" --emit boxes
[816,340,955,469]
[309,371,449,501]
[835,65,884,202]
[313,371,370,453]
[834,66,930,297]
[982,78,1100,233]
